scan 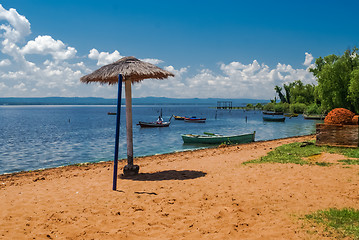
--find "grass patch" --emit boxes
[338,159,359,165]
[314,162,333,167]
[305,208,359,239]
[243,141,321,165]
[243,140,359,165]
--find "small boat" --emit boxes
[181,131,255,144]
[107,112,116,115]
[184,116,206,123]
[138,110,173,127]
[263,116,286,122]
[173,115,185,120]
[262,111,283,115]
[303,114,326,120]
[137,121,170,127]
[284,113,298,117]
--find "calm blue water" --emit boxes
[0,105,321,174]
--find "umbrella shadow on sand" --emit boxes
[119,170,207,181]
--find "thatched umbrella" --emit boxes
[81,56,174,190]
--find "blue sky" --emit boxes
[0,0,358,99]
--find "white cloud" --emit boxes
[13,82,26,91]
[0,4,31,42]
[132,53,316,99]
[141,58,163,65]
[0,5,94,97]
[2,70,26,79]
[0,82,7,90]
[88,48,122,66]
[304,52,314,66]
[164,65,188,77]
[0,58,10,66]
[21,35,77,60]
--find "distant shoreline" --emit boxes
[0,97,269,106]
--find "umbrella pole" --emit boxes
[123,80,139,176]
[113,74,123,191]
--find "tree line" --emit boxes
[262,47,359,114]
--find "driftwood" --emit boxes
[316,123,359,148]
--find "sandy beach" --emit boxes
[1,135,358,239]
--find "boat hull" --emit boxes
[284,113,298,117]
[262,111,283,115]
[181,132,255,144]
[263,116,285,122]
[173,115,185,120]
[303,114,326,120]
[184,117,206,123]
[138,121,170,127]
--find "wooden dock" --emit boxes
[217,101,233,109]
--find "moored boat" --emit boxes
[138,111,173,127]
[137,121,170,127]
[263,116,285,122]
[173,115,185,120]
[284,113,298,117]
[107,112,116,115]
[181,131,255,144]
[184,116,206,123]
[262,111,283,115]
[303,114,326,120]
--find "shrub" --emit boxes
[290,103,307,113]
[255,103,263,110]
[324,108,355,125]
[306,103,324,115]
[246,103,254,109]
[263,103,275,111]
[274,103,290,113]
[353,115,359,125]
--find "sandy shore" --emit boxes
[1,135,358,239]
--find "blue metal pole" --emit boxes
[112,74,123,190]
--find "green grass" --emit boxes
[243,141,321,165]
[243,140,359,165]
[338,159,359,165]
[314,162,333,167]
[326,147,359,159]
[305,208,359,239]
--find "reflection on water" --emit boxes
[0,105,321,174]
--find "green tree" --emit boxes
[289,80,315,105]
[274,80,316,105]
[255,103,263,110]
[310,47,359,112]
[246,103,254,109]
[290,103,307,113]
[283,84,291,104]
[274,86,286,103]
[263,102,275,111]
[348,69,359,112]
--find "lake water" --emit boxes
[0,105,321,175]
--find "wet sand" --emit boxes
[1,135,358,239]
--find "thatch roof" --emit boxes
[80,56,175,85]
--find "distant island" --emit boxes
[0,97,268,106]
